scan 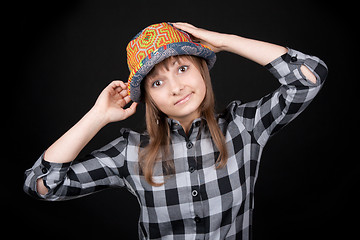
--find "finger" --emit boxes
[177,23,201,35]
[172,22,205,42]
[119,81,127,89]
[121,95,132,106]
[172,23,192,33]
[114,93,130,107]
[110,81,128,96]
[172,22,196,30]
[129,101,138,110]
[123,102,138,117]
[113,85,127,96]
[109,80,126,90]
[110,80,121,87]
[119,87,129,97]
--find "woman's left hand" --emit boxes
[172,22,227,53]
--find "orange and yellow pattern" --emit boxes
[127,22,191,74]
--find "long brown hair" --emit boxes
[139,55,228,186]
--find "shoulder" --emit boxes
[218,100,243,125]
[218,100,259,133]
[218,100,245,120]
[119,128,149,147]
[94,128,149,156]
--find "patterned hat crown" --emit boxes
[126,22,216,102]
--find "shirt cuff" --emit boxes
[23,153,72,199]
[265,48,328,87]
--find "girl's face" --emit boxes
[144,56,206,124]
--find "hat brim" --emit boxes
[129,41,216,102]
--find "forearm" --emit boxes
[220,34,317,82]
[33,80,136,195]
[37,110,104,196]
[172,22,288,67]
[220,34,288,66]
[36,109,106,196]
[44,108,107,164]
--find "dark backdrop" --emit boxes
[10,0,357,239]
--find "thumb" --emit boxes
[123,102,138,118]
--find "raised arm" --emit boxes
[173,22,327,146]
[35,81,137,195]
[172,22,316,83]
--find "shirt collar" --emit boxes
[166,117,205,130]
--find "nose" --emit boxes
[169,77,184,96]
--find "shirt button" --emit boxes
[194,216,201,223]
[191,189,198,197]
[290,55,298,62]
[186,141,193,149]
[189,166,195,173]
[41,167,47,174]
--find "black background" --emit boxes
[9,0,357,239]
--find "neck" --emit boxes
[179,119,193,135]
[170,111,201,135]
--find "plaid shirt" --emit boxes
[24,48,327,240]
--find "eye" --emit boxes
[152,80,163,88]
[178,65,189,73]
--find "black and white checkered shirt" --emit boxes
[24,48,327,240]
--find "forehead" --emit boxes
[147,56,191,78]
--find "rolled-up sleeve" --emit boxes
[236,48,328,146]
[24,130,130,201]
[266,48,327,87]
[23,154,71,200]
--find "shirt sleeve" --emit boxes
[235,48,328,146]
[23,129,130,201]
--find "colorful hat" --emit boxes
[126,22,216,102]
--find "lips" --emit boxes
[174,93,192,105]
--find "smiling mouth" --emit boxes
[175,93,192,105]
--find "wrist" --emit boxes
[87,107,109,129]
[210,33,234,53]
[220,34,244,53]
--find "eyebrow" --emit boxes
[147,58,180,79]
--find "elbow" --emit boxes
[300,65,317,84]
[23,170,50,200]
[36,178,49,196]
[314,60,328,83]
[300,52,328,86]
[312,58,328,85]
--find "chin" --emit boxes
[170,105,201,119]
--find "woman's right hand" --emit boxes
[41,80,137,167]
[91,80,138,124]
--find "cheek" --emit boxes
[148,91,170,112]
[195,78,206,99]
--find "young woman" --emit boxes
[24,22,327,239]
